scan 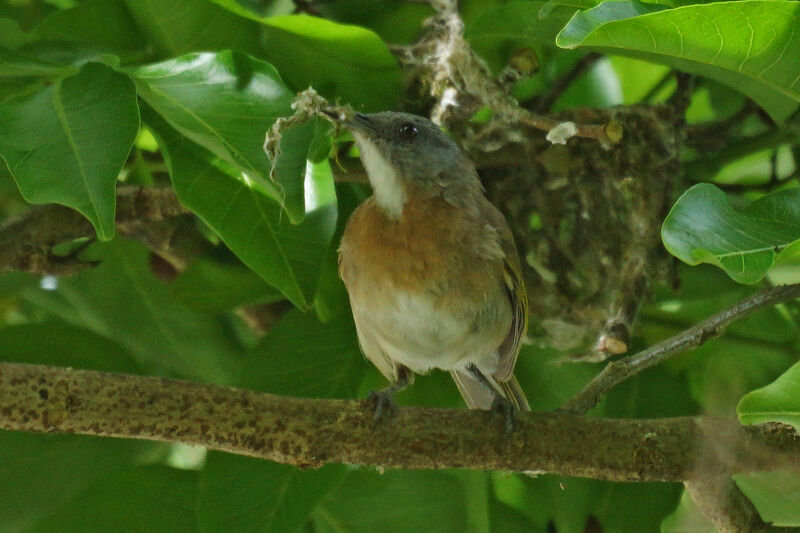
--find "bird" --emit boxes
[326,110,530,420]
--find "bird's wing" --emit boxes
[485,205,528,382]
[351,309,396,382]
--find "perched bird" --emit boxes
[328,110,530,417]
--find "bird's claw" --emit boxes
[367,389,396,424]
[491,396,518,434]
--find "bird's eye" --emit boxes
[398,123,419,140]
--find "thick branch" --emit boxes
[1,362,798,481]
[563,283,800,414]
[0,187,189,275]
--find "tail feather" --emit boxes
[450,369,530,412]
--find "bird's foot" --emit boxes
[491,395,518,434]
[367,388,397,425]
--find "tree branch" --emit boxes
[0,187,189,275]
[684,477,769,533]
[1,362,798,481]
[563,283,800,414]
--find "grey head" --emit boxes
[325,110,480,219]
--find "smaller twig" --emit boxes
[669,71,695,117]
[519,113,623,146]
[684,127,799,182]
[530,52,602,113]
[684,477,768,533]
[0,187,188,276]
[563,283,800,414]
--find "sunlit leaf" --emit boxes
[147,109,337,310]
[556,1,800,120]
[738,359,800,432]
[734,471,800,527]
[0,62,138,240]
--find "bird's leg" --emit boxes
[368,365,412,423]
[468,365,517,433]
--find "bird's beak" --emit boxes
[321,109,377,135]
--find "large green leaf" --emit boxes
[313,470,470,533]
[240,309,365,398]
[204,1,402,109]
[0,62,138,240]
[33,0,145,55]
[738,358,800,431]
[0,45,76,77]
[147,109,337,310]
[123,0,262,57]
[198,455,345,533]
[23,239,241,383]
[258,14,402,111]
[0,433,163,533]
[556,1,800,121]
[661,184,800,284]
[126,0,400,109]
[29,466,199,533]
[465,1,583,46]
[0,321,142,374]
[170,259,283,314]
[129,50,323,221]
[734,471,800,527]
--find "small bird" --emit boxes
[328,110,530,418]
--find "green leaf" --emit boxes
[314,470,470,533]
[734,471,800,527]
[0,321,142,374]
[126,0,401,109]
[33,0,145,54]
[0,62,138,240]
[271,117,333,218]
[198,455,345,533]
[738,358,800,431]
[29,465,199,533]
[0,434,164,532]
[129,50,326,221]
[661,184,800,284]
[23,239,241,383]
[312,0,433,45]
[0,45,76,77]
[205,1,402,109]
[465,1,586,47]
[148,110,337,310]
[556,1,800,121]
[128,52,287,200]
[240,309,365,398]
[123,0,262,57]
[660,489,715,533]
[170,259,283,314]
[258,14,402,111]
[0,18,37,49]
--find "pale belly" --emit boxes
[350,285,512,374]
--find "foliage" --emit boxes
[0,0,798,531]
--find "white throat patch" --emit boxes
[354,132,405,220]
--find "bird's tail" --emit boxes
[450,369,530,412]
